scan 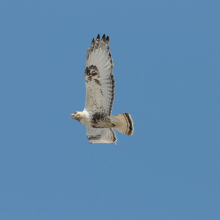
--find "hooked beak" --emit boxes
[71,113,76,119]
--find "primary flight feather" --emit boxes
[71,34,134,144]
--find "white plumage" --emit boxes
[71,34,134,144]
[85,35,114,116]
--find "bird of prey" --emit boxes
[71,34,134,144]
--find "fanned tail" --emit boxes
[110,113,134,136]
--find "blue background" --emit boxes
[1,0,220,219]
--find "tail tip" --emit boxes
[124,113,134,136]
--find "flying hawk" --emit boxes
[71,34,134,144]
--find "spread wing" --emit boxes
[86,126,117,144]
[84,34,115,116]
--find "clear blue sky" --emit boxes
[1,1,220,219]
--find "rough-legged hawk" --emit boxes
[71,34,134,144]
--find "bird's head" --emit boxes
[71,111,83,122]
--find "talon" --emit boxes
[109,123,114,127]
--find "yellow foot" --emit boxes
[109,123,114,127]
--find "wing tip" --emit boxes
[91,38,95,49]
[106,36,109,43]
[90,34,109,50]
[95,34,100,47]
[102,34,106,41]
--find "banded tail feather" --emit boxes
[110,113,134,136]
